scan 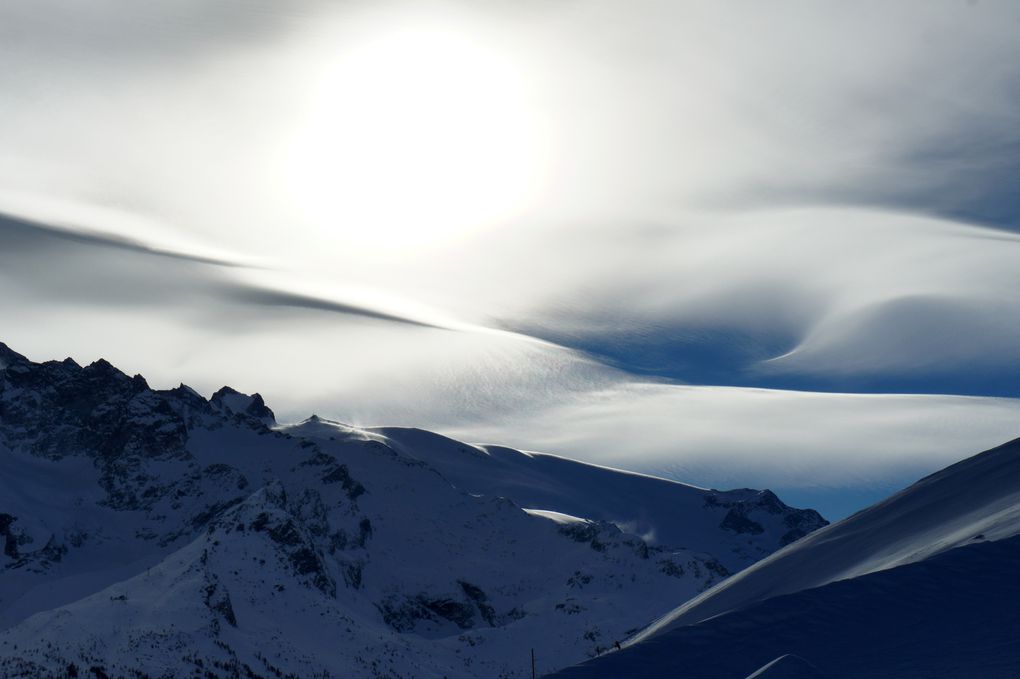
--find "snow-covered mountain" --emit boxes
[0,342,825,678]
[550,436,1020,678]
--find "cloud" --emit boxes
[4,1,1018,260]
[0,210,453,329]
[5,205,1020,523]
[496,208,1020,395]
[472,1,1020,230]
[3,0,1020,518]
[0,208,618,430]
[220,286,446,330]
[0,209,238,267]
[444,382,1020,518]
[0,0,314,67]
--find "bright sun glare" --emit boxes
[286,20,548,252]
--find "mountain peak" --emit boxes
[0,342,28,369]
[210,385,276,426]
[84,357,118,372]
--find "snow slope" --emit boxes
[0,342,824,678]
[745,655,824,679]
[550,436,1020,678]
[296,423,824,573]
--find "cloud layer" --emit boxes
[2,0,1020,516]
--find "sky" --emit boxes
[2,0,1020,519]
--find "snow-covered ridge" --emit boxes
[285,421,827,573]
[0,342,825,678]
[633,434,1020,638]
[549,435,1020,678]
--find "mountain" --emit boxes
[549,436,1020,678]
[0,342,825,678]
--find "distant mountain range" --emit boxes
[0,342,824,678]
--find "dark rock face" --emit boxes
[779,511,823,547]
[210,386,276,426]
[0,352,197,518]
[0,354,184,462]
[1,508,74,572]
[376,580,532,635]
[202,579,238,629]
[0,342,29,369]
[559,521,612,552]
[721,509,765,535]
[0,349,278,468]
[0,518,68,572]
[0,344,369,582]
[378,594,482,633]
[0,513,21,559]
[220,484,341,598]
[299,450,366,500]
[0,349,276,515]
[706,490,828,541]
[458,580,498,626]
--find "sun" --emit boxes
[284,19,548,252]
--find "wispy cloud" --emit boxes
[445,383,1020,519]
[0,210,454,330]
[0,209,239,267]
[496,208,1020,395]
[2,0,1020,514]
